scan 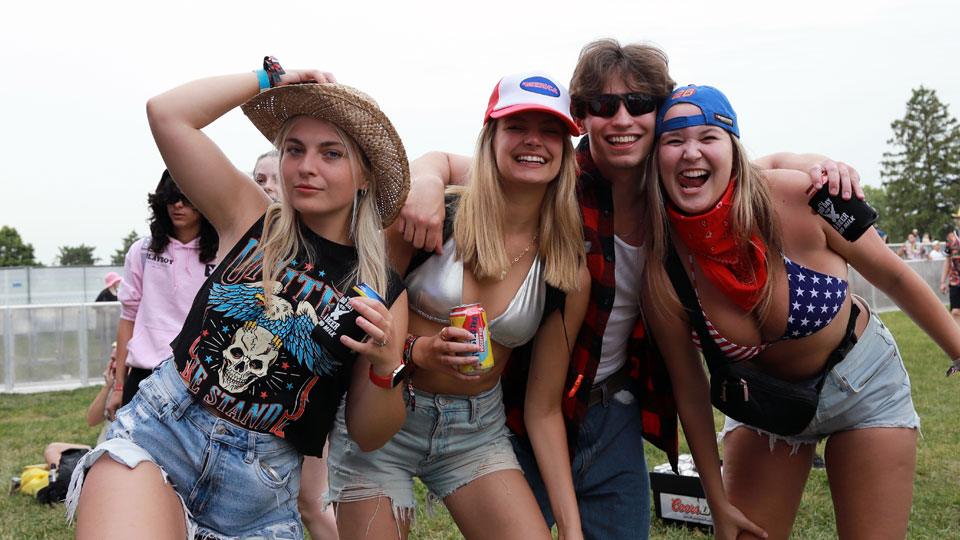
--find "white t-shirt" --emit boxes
[595,235,645,383]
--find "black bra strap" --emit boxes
[664,244,727,370]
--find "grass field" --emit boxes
[2,310,958,539]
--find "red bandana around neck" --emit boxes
[666,176,768,310]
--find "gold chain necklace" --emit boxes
[499,233,538,280]
[617,224,641,238]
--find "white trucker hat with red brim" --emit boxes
[483,71,579,136]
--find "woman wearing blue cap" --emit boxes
[641,85,960,539]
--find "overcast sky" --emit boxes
[3,0,959,265]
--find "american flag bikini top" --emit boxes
[690,253,848,362]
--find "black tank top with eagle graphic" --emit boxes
[170,216,404,456]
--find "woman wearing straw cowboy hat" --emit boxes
[66,58,411,540]
[325,71,590,540]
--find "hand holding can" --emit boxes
[311,283,386,365]
[806,175,878,242]
[449,303,495,374]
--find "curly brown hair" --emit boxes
[146,170,218,263]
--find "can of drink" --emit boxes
[806,178,878,242]
[449,303,494,374]
[311,283,385,364]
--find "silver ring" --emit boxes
[374,338,387,347]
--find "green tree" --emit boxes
[880,86,960,241]
[56,244,99,266]
[0,225,39,267]
[861,184,890,233]
[111,230,140,264]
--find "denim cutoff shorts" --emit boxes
[326,382,520,522]
[720,303,921,453]
[65,360,303,540]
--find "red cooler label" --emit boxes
[660,493,713,525]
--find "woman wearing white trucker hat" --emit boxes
[326,71,590,540]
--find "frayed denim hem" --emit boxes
[64,439,198,540]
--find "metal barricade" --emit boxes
[1,302,120,392]
[0,260,949,393]
[1,265,124,306]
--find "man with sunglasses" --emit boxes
[400,39,863,539]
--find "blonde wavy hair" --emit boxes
[451,118,585,292]
[234,116,389,302]
[644,133,781,321]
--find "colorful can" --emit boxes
[450,303,494,374]
[311,282,386,365]
[352,283,385,304]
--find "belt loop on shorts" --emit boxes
[469,394,478,425]
[162,362,193,421]
[171,392,191,421]
[245,432,256,464]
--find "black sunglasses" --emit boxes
[580,93,658,118]
[161,193,195,207]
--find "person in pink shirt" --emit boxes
[106,170,219,419]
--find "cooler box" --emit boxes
[650,454,714,530]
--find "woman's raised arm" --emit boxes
[146,69,335,246]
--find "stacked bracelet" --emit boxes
[403,334,420,367]
[402,334,419,409]
[254,56,285,92]
[263,56,285,87]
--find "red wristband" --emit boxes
[368,365,392,388]
[369,363,410,389]
[113,384,124,392]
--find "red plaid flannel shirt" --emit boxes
[503,138,679,469]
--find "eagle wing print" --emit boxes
[208,282,337,374]
[208,283,265,322]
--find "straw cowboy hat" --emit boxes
[242,83,410,227]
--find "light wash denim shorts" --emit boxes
[325,383,520,523]
[66,360,304,540]
[720,304,921,453]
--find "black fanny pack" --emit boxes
[665,245,860,436]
